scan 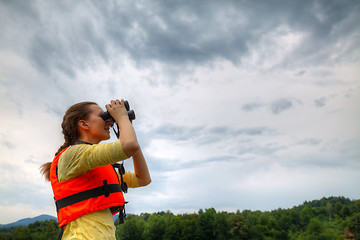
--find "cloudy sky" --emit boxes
[0,0,359,224]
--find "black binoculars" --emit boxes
[101,100,136,123]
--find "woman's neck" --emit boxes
[76,136,100,145]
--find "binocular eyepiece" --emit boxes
[101,100,136,123]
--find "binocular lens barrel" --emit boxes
[101,100,136,121]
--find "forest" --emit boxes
[0,196,359,240]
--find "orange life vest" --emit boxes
[50,147,126,228]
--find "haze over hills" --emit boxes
[0,214,124,228]
[0,215,56,228]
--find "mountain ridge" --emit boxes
[0,214,125,228]
[0,214,57,228]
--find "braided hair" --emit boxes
[40,101,97,181]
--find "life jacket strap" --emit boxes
[110,201,129,224]
[55,180,122,212]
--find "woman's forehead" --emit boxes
[90,104,103,113]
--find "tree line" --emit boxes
[1,196,359,240]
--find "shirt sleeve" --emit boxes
[58,140,129,182]
[117,171,140,188]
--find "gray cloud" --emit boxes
[153,124,205,141]
[297,138,322,146]
[295,70,306,76]
[102,0,360,70]
[270,98,293,114]
[236,141,287,157]
[148,124,275,142]
[0,138,15,150]
[236,127,276,136]
[242,102,263,112]
[1,0,359,80]
[148,154,237,173]
[314,97,327,107]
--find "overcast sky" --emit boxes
[0,0,359,224]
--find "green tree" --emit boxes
[164,214,201,240]
[28,219,59,240]
[143,214,166,240]
[349,213,360,240]
[228,214,248,240]
[355,200,360,212]
[116,215,145,240]
[0,232,12,240]
[340,205,351,218]
[288,208,300,232]
[269,228,288,240]
[326,202,333,222]
[198,208,217,240]
[213,212,229,240]
[306,218,323,240]
[11,227,32,240]
[163,215,182,240]
[258,214,269,226]
[248,224,267,240]
[279,212,291,231]
[334,202,343,216]
[300,206,314,228]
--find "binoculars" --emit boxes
[101,100,136,122]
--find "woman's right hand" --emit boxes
[105,99,128,124]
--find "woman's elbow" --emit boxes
[139,177,151,187]
[123,141,140,157]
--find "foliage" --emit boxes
[0,219,60,240]
[0,196,358,240]
[114,197,359,240]
[348,213,360,240]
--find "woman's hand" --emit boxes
[105,99,128,123]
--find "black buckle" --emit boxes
[112,163,128,193]
[103,180,110,197]
[119,205,125,224]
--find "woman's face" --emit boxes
[85,104,113,143]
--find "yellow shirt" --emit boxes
[57,140,139,240]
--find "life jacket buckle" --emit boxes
[103,180,110,197]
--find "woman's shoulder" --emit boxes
[58,144,93,181]
[60,144,92,160]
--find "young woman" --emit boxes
[40,99,151,239]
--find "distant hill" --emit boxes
[0,214,57,228]
[0,213,128,228]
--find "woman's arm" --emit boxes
[106,99,150,186]
[106,99,139,157]
[132,147,151,186]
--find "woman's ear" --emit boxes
[78,120,89,131]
